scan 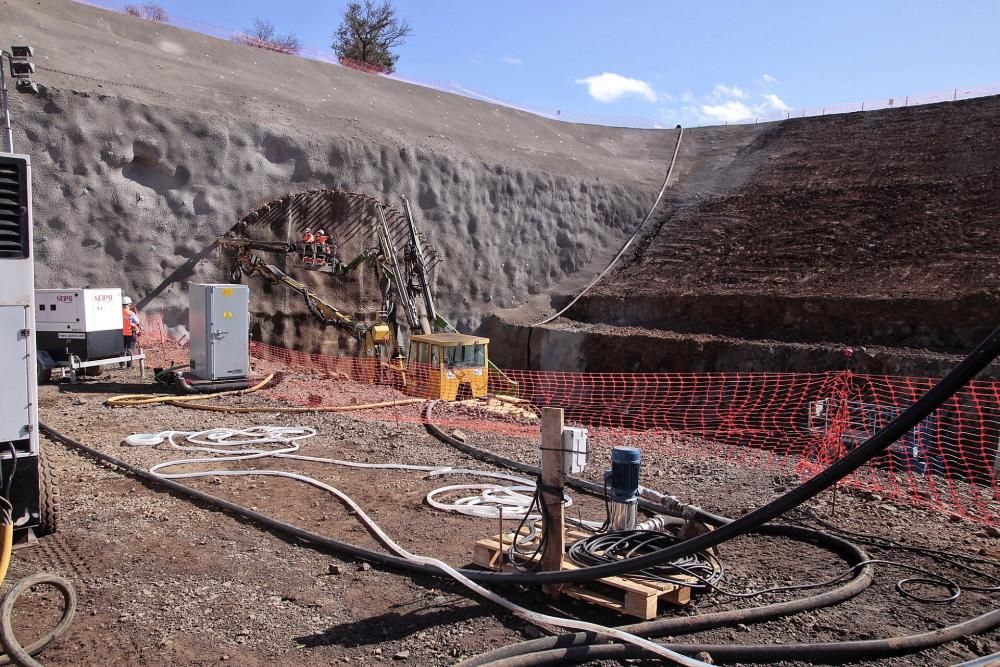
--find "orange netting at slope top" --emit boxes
[137,315,999,525]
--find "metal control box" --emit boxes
[35,288,124,361]
[562,426,588,475]
[188,283,249,381]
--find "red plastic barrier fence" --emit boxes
[132,315,999,525]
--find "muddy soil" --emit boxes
[6,368,996,666]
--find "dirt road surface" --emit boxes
[3,369,995,666]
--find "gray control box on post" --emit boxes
[188,284,250,381]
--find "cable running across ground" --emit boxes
[123,425,712,667]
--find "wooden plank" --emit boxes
[540,407,565,597]
[473,532,693,619]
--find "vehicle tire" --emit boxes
[37,360,51,385]
[84,365,104,377]
[37,443,61,537]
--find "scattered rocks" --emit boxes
[393,650,410,660]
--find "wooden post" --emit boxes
[540,407,565,597]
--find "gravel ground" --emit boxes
[6,367,997,666]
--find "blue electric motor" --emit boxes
[605,446,641,530]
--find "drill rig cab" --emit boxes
[404,333,489,401]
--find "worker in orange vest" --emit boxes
[121,296,141,368]
[313,229,329,267]
[302,228,317,265]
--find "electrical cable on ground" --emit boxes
[105,372,428,413]
[37,325,999,664]
[41,423,886,663]
[45,423,998,666]
[466,608,1000,666]
[0,445,76,667]
[534,127,685,326]
[789,508,1000,597]
[104,373,275,407]
[429,324,1000,585]
[119,426,711,667]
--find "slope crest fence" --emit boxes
[73,0,1000,129]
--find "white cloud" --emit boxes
[699,100,752,122]
[659,85,793,126]
[576,72,657,103]
[760,93,789,111]
[762,73,778,84]
[502,56,524,66]
[712,84,746,99]
[469,57,482,65]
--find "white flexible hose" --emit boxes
[125,427,709,667]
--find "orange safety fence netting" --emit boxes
[136,314,999,525]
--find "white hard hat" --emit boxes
[317,229,325,235]
[122,296,133,305]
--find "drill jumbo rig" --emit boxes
[218,194,504,400]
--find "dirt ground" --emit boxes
[5,367,996,666]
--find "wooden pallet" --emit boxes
[473,529,693,620]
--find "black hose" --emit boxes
[38,424,871,609]
[0,573,77,667]
[1,443,16,502]
[173,376,251,394]
[30,427,991,667]
[459,524,873,666]
[422,401,731,527]
[471,608,1000,666]
[430,325,1000,585]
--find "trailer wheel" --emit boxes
[37,360,51,385]
[37,443,61,537]
[84,365,104,377]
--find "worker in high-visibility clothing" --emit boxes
[313,229,329,267]
[302,227,316,266]
[121,296,141,368]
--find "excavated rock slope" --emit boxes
[490,96,1000,374]
[6,0,673,352]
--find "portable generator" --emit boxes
[0,152,57,538]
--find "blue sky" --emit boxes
[149,0,1000,124]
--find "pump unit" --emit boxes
[188,283,250,381]
[35,288,124,362]
[605,446,641,531]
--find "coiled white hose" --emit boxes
[125,427,709,667]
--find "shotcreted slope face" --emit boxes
[5,0,676,353]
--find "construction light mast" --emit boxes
[0,45,39,152]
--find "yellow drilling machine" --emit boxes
[219,194,506,400]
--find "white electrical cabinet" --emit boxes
[188,284,250,381]
[0,153,38,456]
[562,426,588,475]
[35,288,123,361]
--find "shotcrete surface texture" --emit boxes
[5,0,675,351]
